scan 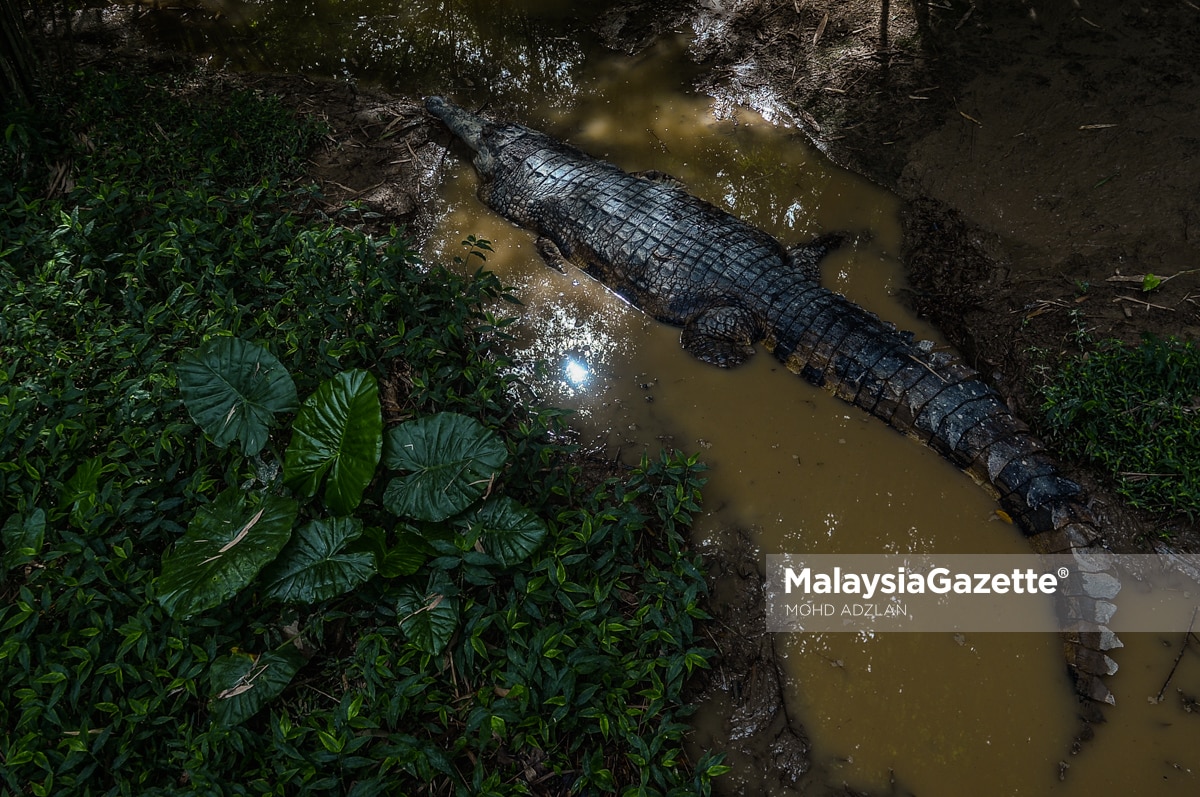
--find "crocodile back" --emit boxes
[479,127,788,323]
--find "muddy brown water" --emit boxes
[133,1,1200,793]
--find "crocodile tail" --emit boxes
[776,292,1120,705]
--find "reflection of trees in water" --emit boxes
[689,138,831,240]
[244,0,585,101]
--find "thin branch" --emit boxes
[1156,606,1198,702]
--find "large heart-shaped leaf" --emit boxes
[208,642,306,728]
[382,412,508,522]
[177,337,298,456]
[284,369,382,516]
[464,497,547,567]
[395,574,459,657]
[157,489,298,619]
[259,517,375,604]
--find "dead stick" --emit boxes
[879,0,890,52]
[1156,606,1198,702]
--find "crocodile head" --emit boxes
[425,96,529,181]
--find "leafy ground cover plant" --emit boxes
[0,69,724,795]
[1037,334,1200,518]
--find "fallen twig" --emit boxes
[1114,296,1174,312]
[1107,268,1199,286]
[955,2,975,30]
[1021,298,1070,319]
[813,12,829,46]
[1156,607,1198,702]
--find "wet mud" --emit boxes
[689,528,816,793]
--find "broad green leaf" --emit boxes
[381,527,433,577]
[378,546,427,578]
[62,456,117,529]
[1142,273,1162,292]
[177,337,298,456]
[357,525,430,578]
[382,412,508,522]
[465,497,547,566]
[284,369,382,515]
[157,489,298,619]
[2,509,45,570]
[209,642,306,727]
[259,517,375,604]
[395,575,459,656]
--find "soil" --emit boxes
[66,1,1200,791]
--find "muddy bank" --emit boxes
[689,529,819,794]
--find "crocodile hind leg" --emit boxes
[681,305,761,368]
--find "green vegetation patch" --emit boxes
[0,70,723,795]
[1039,335,1200,518]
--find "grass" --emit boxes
[1037,334,1200,519]
[0,68,725,796]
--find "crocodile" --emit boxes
[425,95,1121,707]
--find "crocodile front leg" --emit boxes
[681,305,762,368]
[535,236,569,273]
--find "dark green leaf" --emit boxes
[2,509,45,570]
[382,412,508,522]
[378,546,427,578]
[465,497,547,566]
[157,489,298,619]
[259,517,375,604]
[208,642,306,727]
[177,337,298,456]
[284,369,382,515]
[395,576,459,656]
[382,527,433,578]
[62,456,117,529]
[356,525,429,578]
